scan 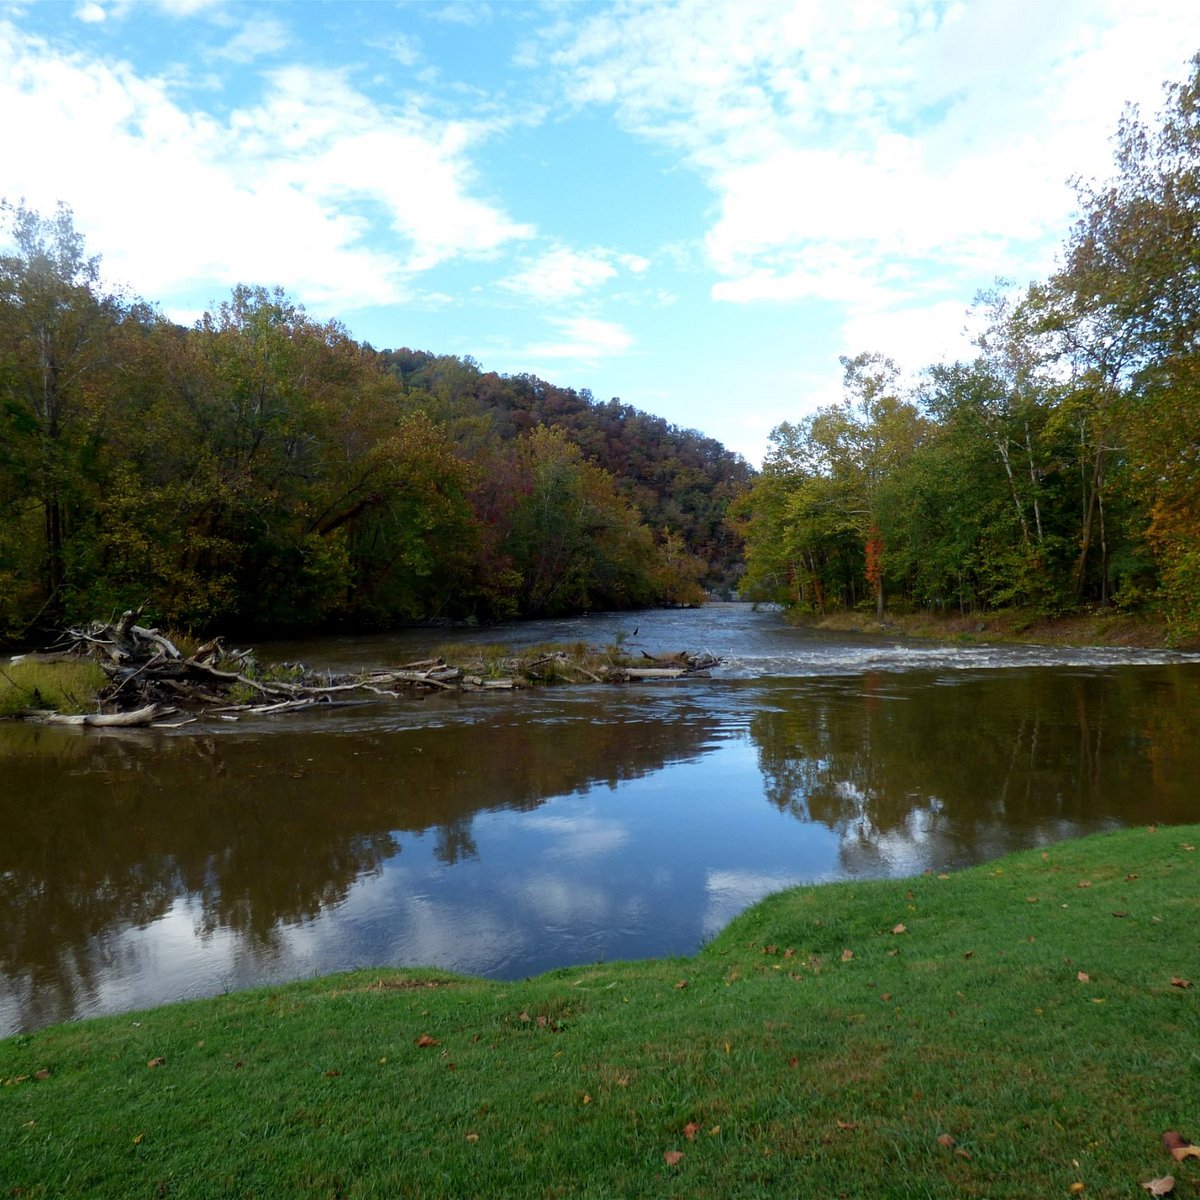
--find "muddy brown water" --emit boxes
[3,603,1199,1036]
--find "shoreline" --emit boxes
[4,825,1197,1196]
[787,606,1191,649]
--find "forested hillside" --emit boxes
[0,208,751,643]
[736,55,1200,641]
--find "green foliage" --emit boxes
[738,56,1200,627]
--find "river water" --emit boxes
[3,603,1199,1037]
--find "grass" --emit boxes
[2,826,1197,1198]
[0,658,109,717]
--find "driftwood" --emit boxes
[40,703,174,727]
[20,610,725,725]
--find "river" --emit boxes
[3,603,1199,1037]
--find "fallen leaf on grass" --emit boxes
[836,1120,860,1131]
[1126,873,1139,881]
[1113,911,1129,918]
[414,1035,439,1048]
[1170,977,1192,989]
[841,949,854,962]
[1163,1132,1200,1162]
[1069,1182,1085,1194]
[1026,896,1040,904]
[582,1094,592,1105]
[324,1069,341,1078]
[1077,880,1092,889]
[955,1147,972,1160]
[892,923,906,935]
[880,992,892,1002]
[465,1132,479,1143]
[683,1122,700,1141]
[963,950,975,959]
[1077,972,1090,983]
[1142,1177,1175,1196]
[147,1057,165,1069]
[1182,844,1195,852]
[936,1133,956,1148]
[674,980,689,989]
[34,1069,50,1080]
[664,1150,685,1166]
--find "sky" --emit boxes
[3,1,1200,466]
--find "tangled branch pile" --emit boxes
[13,611,723,726]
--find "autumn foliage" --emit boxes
[0,218,751,641]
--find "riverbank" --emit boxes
[4,825,1196,1198]
[792,606,1192,649]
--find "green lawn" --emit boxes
[2,825,1197,1198]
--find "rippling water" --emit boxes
[3,604,1199,1036]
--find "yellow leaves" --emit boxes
[1069,1182,1085,1194]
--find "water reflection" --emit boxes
[3,625,1200,1036]
[751,667,1200,875]
[0,703,720,1033]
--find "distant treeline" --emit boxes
[0,210,752,642]
[735,55,1200,642]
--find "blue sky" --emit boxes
[3,1,1199,464]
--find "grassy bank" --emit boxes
[3,827,1197,1198]
[793,606,1189,649]
[0,658,108,718]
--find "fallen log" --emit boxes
[40,703,174,727]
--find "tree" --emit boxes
[1048,53,1200,633]
[0,201,127,625]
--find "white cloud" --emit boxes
[214,14,290,63]
[428,2,493,27]
[524,316,634,361]
[370,32,420,68]
[74,3,106,23]
[501,245,649,301]
[0,23,532,313]
[536,0,1200,364]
